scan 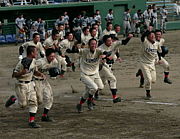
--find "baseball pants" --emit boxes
[160,18,166,31]
[56,55,67,72]
[156,57,169,72]
[100,65,117,89]
[80,72,104,99]
[34,79,53,110]
[15,81,38,113]
[140,63,156,90]
[123,21,131,35]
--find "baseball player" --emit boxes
[143,6,152,32]
[64,11,69,24]
[81,27,91,46]
[114,24,121,37]
[45,24,65,41]
[100,22,116,41]
[59,32,79,72]
[72,14,82,42]
[96,34,133,102]
[43,29,67,77]
[76,38,106,113]
[131,10,143,36]
[123,9,131,37]
[139,31,162,98]
[15,14,26,44]
[95,10,102,24]
[34,48,60,122]
[19,33,45,60]
[30,18,45,40]
[136,30,172,87]
[105,9,114,23]
[160,6,168,33]
[151,9,158,30]
[37,18,46,41]
[6,46,45,128]
[55,15,66,28]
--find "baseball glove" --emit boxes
[161,46,168,57]
[49,67,61,77]
[21,57,33,70]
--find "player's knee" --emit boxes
[20,101,27,108]
[99,84,104,90]
[89,87,98,95]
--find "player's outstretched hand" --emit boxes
[116,58,123,63]
[99,55,106,59]
[128,34,133,38]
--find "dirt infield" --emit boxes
[0,31,180,139]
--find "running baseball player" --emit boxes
[43,29,67,77]
[100,22,116,41]
[6,46,45,128]
[34,48,60,122]
[19,33,45,60]
[136,30,172,87]
[59,32,79,72]
[139,31,162,98]
[96,34,133,102]
[76,38,106,113]
[81,27,92,47]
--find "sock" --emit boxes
[88,94,93,101]
[111,89,117,99]
[42,108,49,117]
[79,97,86,105]
[164,72,169,78]
[94,90,99,97]
[146,90,151,96]
[29,112,36,122]
[140,77,144,85]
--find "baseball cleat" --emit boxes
[87,100,94,110]
[94,94,99,100]
[28,122,41,128]
[139,84,144,88]
[146,93,151,99]
[72,65,76,72]
[41,116,55,122]
[113,97,121,103]
[5,95,16,107]
[76,104,83,113]
[164,78,172,84]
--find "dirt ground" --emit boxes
[0,30,180,139]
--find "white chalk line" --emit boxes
[131,100,179,106]
[63,95,179,106]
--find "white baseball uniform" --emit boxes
[14,58,38,113]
